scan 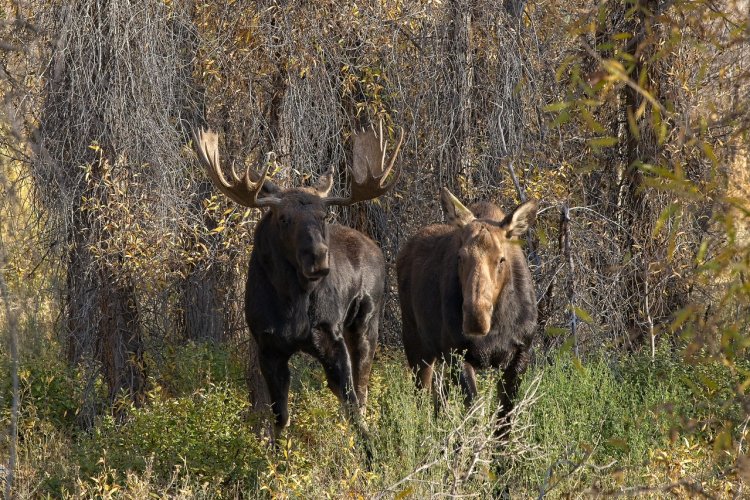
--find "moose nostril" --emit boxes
[306,266,329,279]
[315,248,329,268]
[463,311,491,336]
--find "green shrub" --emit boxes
[512,342,744,494]
[78,383,266,489]
[368,352,435,477]
[264,352,513,498]
[6,341,744,497]
[0,352,83,432]
[154,341,246,397]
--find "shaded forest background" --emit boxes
[0,0,749,497]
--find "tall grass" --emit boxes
[1,339,742,497]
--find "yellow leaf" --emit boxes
[545,326,568,337]
[543,101,570,113]
[589,136,618,148]
[396,486,414,499]
[572,355,584,374]
[572,306,593,324]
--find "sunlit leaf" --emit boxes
[589,136,618,148]
[713,428,733,454]
[652,203,680,238]
[572,306,593,324]
[395,486,414,499]
[543,101,571,113]
[552,109,571,127]
[546,326,569,337]
[606,437,630,451]
[572,355,584,374]
[701,141,718,166]
[627,106,640,140]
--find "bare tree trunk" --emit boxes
[33,0,193,422]
[265,64,290,158]
[560,204,579,357]
[179,270,228,342]
[64,200,147,422]
[614,0,671,348]
[503,0,526,17]
[173,1,233,344]
[444,0,474,196]
[97,257,146,410]
[65,210,98,364]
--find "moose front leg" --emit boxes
[459,361,479,407]
[258,351,292,437]
[496,347,530,436]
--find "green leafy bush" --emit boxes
[78,383,266,488]
[6,342,744,497]
[154,341,246,397]
[514,343,743,493]
[1,352,83,431]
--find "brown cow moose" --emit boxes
[396,188,537,421]
[194,123,403,436]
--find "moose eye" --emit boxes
[496,256,506,271]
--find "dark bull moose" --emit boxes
[396,188,538,422]
[195,123,403,435]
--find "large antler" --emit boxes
[193,127,281,208]
[324,120,404,206]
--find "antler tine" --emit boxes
[324,120,404,207]
[193,127,281,209]
[229,159,243,185]
[378,125,404,192]
[378,120,387,174]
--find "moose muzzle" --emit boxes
[462,300,493,336]
[301,245,330,280]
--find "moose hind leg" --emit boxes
[313,323,358,408]
[345,297,379,408]
[258,352,292,436]
[402,328,435,392]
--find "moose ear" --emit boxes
[314,166,334,197]
[501,200,537,238]
[441,188,475,227]
[260,179,280,196]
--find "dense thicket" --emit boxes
[1,0,748,496]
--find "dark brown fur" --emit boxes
[194,125,402,446]
[246,185,384,434]
[396,193,537,420]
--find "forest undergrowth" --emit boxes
[1,336,745,498]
